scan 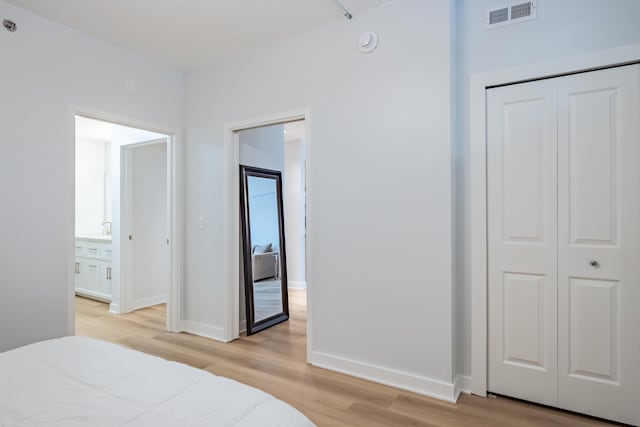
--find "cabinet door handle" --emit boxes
[107,267,111,280]
[75,263,79,274]
[88,264,97,268]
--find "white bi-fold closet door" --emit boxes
[487,64,640,425]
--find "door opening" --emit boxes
[73,114,176,334]
[237,120,307,336]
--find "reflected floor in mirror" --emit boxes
[253,279,283,322]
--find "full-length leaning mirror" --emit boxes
[240,165,289,335]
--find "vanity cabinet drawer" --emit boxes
[100,247,113,260]
[75,238,112,259]
[84,244,100,258]
[74,243,101,257]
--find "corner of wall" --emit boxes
[454,374,473,400]
[449,0,466,383]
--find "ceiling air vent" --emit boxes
[485,1,536,29]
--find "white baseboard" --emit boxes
[310,351,458,403]
[108,303,119,314]
[129,294,167,312]
[288,281,307,290]
[454,375,472,400]
[239,320,247,334]
[76,289,111,304]
[183,320,227,343]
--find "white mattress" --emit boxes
[0,336,314,426]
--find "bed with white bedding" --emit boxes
[0,336,314,426]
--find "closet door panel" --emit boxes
[567,88,618,245]
[557,64,640,426]
[568,278,617,380]
[487,79,558,405]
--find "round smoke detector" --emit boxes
[358,32,378,53]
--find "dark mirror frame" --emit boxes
[240,165,289,335]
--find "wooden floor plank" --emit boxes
[75,294,616,427]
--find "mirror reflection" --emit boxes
[240,166,289,334]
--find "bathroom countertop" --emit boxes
[75,234,112,243]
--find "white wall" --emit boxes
[75,138,108,235]
[239,125,285,171]
[185,0,456,396]
[284,139,305,289]
[104,141,112,223]
[455,0,640,377]
[0,0,182,352]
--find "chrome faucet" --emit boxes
[102,221,112,236]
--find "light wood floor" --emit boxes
[75,292,615,427]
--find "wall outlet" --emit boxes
[198,216,206,230]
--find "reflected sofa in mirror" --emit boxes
[240,165,289,335]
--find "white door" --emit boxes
[488,64,640,425]
[128,142,169,311]
[557,65,640,425]
[487,78,559,406]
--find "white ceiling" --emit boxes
[6,0,384,70]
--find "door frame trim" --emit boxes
[223,108,311,356]
[469,43,640,396]
[69,106,184,335]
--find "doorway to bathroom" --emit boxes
[73,114,177,334]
